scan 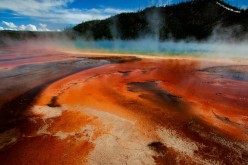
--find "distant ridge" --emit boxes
[73,0,248,41]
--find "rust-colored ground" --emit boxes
[0,45,248,164]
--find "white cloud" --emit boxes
[2,21,17,29]
[1,21,50,31]
[25,24,38,31]
[0,0,131,25]
[38,23,50,31]
[18,25,26,31]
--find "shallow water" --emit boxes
[73,40,248,57]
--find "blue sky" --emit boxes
[0,0,247,31]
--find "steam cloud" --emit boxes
[1,31,248,59]
[1,6,248,59]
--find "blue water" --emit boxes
[73,40,216,55]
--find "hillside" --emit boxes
[73,0,248,41]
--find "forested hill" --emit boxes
[73,0,248,41]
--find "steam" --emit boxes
[1,33,248,59]
[145,8,163,40]
[70,39,248,60]
[65,3,248,59]
[1,8,248,59]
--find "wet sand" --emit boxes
[0,45,248,164]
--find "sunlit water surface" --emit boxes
[73,40,248,57]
